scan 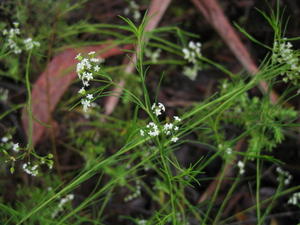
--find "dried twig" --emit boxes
[191,0,278,104]
[104,0,172,115]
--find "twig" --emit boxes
[191,0,278,104]
[104,0,172,115]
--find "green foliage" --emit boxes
[218,79,297,156]
[1,1,300,225]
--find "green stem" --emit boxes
[202,162,227,225]
[25,51,33,155]
[212,160,240,225]
[256,158,262,224]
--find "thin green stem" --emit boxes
[256,158,262,224]
[25,51,33,155]
[202,162,227,225]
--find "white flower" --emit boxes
[171,137,179,143]
[124,0,141,22]
[182,48,190,60]
[273,39,300,85]
[52,194,74,218]
[81,99,91,112]
[182,40,202,80]
[146,122,160,137]
[182,41,201,64]
[1,136,9,143]
[47,187,53,192]
[58,194,74,207]
[140,103,181,141]
[288,192,300,205]
[133,10,141,21]
[164,123,173,130]
[151,102,165,116]
[140,130,145,136]
[237,161,245,175]
[82,80,90,87]
[12,143,19,152]
[84,72,93,81]
[23,38,40,50]
[94,65,100,72]
[75,53,105,113]
[158,103,165,111]
[22,162,39,176]
[86,94,93,100]
[148,128,160,137]
[226,147,232,155]
[78,87,85,95]
[276,167,292,185]
[3,24,23,54]
[189,41,201,55]
[173,116,181,122]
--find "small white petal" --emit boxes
[86,94,93,100]
[171,137,179,142]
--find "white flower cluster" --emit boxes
[75,52,103,112]
[273,39,300,85]
[124,0,141,22]
[1,133,53,174]
[237,161,245,175]
[182,41,201,64]
[22,162,39,176]
[218,144,233,159]
[276,167,293,185]
[124,180,141,202]
[2,22,40,54]
[226,147,233,155]
[288,192,300,206]
[23,37,40,51]
[140,103,181,143]
[143,122,160,137]
[52,194,74,218]
[22,153,53,176]
[1,135,20,153]
[2,22,21,54]
[182,41,202,80]
[151,102,165,116]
